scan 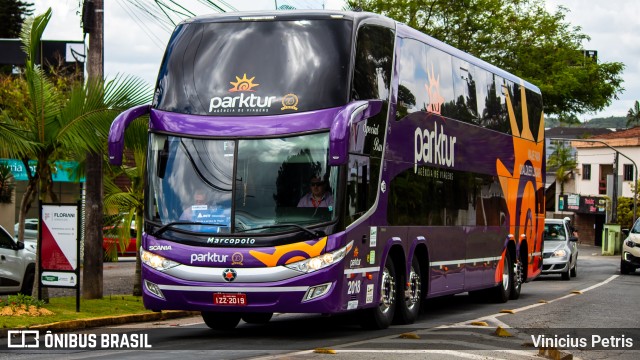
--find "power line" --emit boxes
[116,0,168,49]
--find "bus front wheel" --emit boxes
[360,257,397,330]
[202,311,241,330]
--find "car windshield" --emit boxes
[146,132,338,242]
[544,223,566,241]
[631,219,640,234]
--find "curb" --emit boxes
[1,310,199,337]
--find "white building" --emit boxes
[557,127,640,246]
[573,131,640,199]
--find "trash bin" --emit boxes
[602,224,622,256]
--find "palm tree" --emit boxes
[627,100,640,128]
[0,8,151,298]
[103,118,148,295]
[547,141,578,204]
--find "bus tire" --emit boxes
[201,311,241,330]
[491,250,513,303]
[395,254,422,324]
[360,257,397,330]
[241,312,273,324]
[509,254,523,300]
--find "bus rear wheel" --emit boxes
[241,312,273,324]
[491,251,513,303]
[509,255,523,300]
[395,254,422,324]
[201,311,241,330]
[360,257,397,330]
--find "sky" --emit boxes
[32,0,639,121]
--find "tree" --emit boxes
[0,8,151,298]
[617,196,635,231]
[557,113,581,127]
[347,0,624,117]
[0,0,33,37]
[547,141,577,200]
[627,100,640,128]
[103,118,148,296]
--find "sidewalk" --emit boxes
[578,243,619,258]
[578,243,603,256]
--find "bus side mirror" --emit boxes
[108,105,151,165]
[329,99,383,165]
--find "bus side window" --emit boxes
[351,24,393,101]
[345,156,370,225]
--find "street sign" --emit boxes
[38,201,82,311]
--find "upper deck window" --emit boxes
[154,19,353,116]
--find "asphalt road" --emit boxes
[3,245,639,359]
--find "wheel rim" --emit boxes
[513,258,522,289]
[380,266,396,314]
[405,263,421,311]
[501,256,510,289]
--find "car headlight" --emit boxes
[285,241,354,273]
[625,239,636,248]
[552,249,567,258]
[141,248,180,271]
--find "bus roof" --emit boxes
[177,10,540,95]
[180,10,391,26]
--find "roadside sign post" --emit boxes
[38,201,82,312]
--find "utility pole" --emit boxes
[83,0,104,299]
[612,152,619,223]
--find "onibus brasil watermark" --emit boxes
[7,330,152,349]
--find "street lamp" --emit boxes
[548,137,638,225]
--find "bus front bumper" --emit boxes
[140,263,348,314]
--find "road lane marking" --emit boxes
[251,349,542,359]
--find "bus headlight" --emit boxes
[141,248,180,271]
[285,241,353,273]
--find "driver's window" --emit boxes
[345,155,370,225]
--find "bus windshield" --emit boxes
[153,18,353,116]
[146,132,338,239]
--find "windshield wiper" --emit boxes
[152,221,229,237]
[235,223,324,238]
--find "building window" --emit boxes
[624,164,634,181]
[582,164,591,180]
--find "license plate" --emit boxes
[214,293,247,306]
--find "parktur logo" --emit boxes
[414,122,457,173]
[210,73,276,112]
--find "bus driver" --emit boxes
[297,176,334,208]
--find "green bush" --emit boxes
[0,294,46,311]
[617,197,637,229]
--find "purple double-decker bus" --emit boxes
[109,10,545,330]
